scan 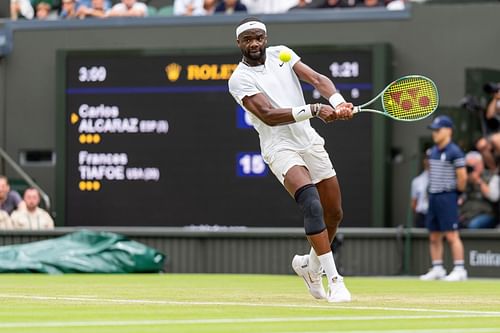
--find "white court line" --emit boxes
[275,329,500,333]
[0,314,499,328]
[1,294,500,316]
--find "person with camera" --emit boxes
[459,151,499,229]
[476,82,500,171]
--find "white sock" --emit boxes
[317,251,339,283]
[431,260,444,269]
[308,248,322,274]
[453,260,465,270]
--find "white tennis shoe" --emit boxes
[442,268,467,282]
[292,255,326,300]
[327,275,351,303]
[419,267,447,281]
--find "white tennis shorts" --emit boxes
[267,144,336,185]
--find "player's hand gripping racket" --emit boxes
[352,75,439,121]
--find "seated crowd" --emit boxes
[10,0,408,20]
[0,175,54,230]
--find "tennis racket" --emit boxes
[352,75,439,121]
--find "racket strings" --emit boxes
[382,77,438,120]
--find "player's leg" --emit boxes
[316,176,343,242]
[267,150,330,299]
[297,144,350,302]
[315,175,350,302]
[292,177,341,284]
[284,166,332,257]
[285,165,329,300]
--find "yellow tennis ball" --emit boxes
[279,50,291,63]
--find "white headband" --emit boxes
[236,21,267,38]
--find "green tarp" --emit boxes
[0,230,165,273]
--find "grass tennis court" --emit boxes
[0,274,499,333]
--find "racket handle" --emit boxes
[352,106,360,114]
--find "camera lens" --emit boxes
[466,165,474,173]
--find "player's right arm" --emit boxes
[230,72,346,126]
[242,93,350,126]
[242,93,296,126]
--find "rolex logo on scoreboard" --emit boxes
[165,63,182,82]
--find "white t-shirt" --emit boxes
[173,0,205,16]
[411,170,429,214]
[13,0,35,19]
[241,0,298,14]
[228,45,324,163]
[110,2,148,16]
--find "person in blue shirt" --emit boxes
[420,115,468,281]
[215,0,247,14]
[0,176,25,214]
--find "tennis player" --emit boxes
[228,17,353,302]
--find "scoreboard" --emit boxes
[58,46,386,227]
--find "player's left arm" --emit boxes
[293,61,336,99]
[292,61,353,118]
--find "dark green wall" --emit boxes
[0,3,499,225]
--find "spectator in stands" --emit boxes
[10,188,54,230]
[386,0,406,10]
[241,0,297,14]
[76,0,111,10]
[76,0,108,18]
[107,0,148,17]
[410,150,430,228]
[316,0,347,9]
[35,1,57,19]
[476,84,500,171]
[202,0,217,15]
[289,0,315,10]
[420,116,468,282]
[459,151,499,229]
[215,0,246,14]
[357,0,384,7]
[0,210,13,230]
[10,0,34,20]
[60,0,78,19]
[0,176,25,215]
[173,0,205,16]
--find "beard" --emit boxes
[243,47,266,62]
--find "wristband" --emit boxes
[329,92,346,108]
[291,105,313,122]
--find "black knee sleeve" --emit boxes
[295,184,326,236]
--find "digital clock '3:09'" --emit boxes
[78,66,107,82]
